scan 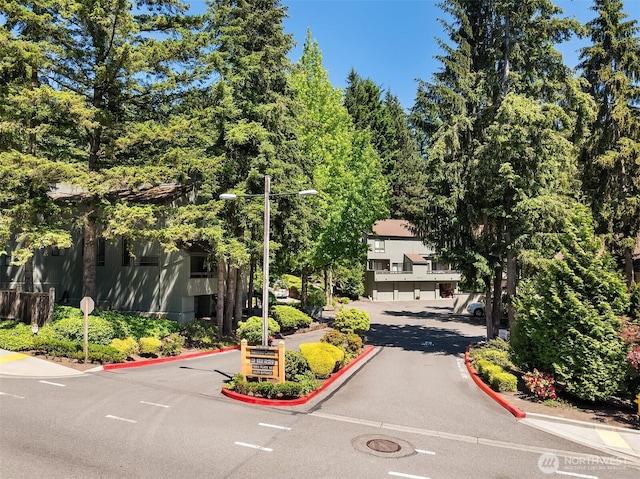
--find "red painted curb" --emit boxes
[103,345,240,371]
[221,344,376,406]
[464,345,526,419]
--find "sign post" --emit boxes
[80,296,95,363]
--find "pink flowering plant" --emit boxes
[523,369,557,400]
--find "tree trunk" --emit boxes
[507,249,517,335]
[82,213,97,300]
[484,276,493,339]
[216,256,225,336]
[224,263,236,336]
[234,264,243,329]
[624,245,635,287]
[491,265,503,339]
[248,257,256,310]
[23,255,34,293]
[324,269,329,306]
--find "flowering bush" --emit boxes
[523,369,557,400]
[627,346,640,370]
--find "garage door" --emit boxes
[397,282,414,300]
[375,282,394,301]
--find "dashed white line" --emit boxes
[105,415,137,424]
[234,441,272,452]
[456,357,470,379]
[259,422,291,430]
[39,380,65,387]
[140,400,170,408]
[555,471,598,479]
[415,449,436,455]
[0,391,25,399]
[388,471,429,479]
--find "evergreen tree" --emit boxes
[344,71,427,220]
[578,0,640,286]
[204,0,310,332]
[511,204,630,401]
[410,0,590,337]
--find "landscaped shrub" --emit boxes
[236,316,280,345]
[307,286,326,307]
[299,342,345,379]
[285,350,310,381]
[321,330,347,347]
[31,337,125,363]
[333,308,370,336]
[345,333,363,353]
[271,305,312,331]
[92,309,180,340]
[181,319,221,349]
[110,337,139,358]
[139,337,162,356]
[471,348,513,370]
[226,374,309,399]
[490,371,518,392]
[161,333,185,357]
[523,369,557,400]
[41,315,116,345]
[0,321,35,351]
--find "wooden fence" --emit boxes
[0,289,55,326]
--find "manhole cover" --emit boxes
[367,439,401,453]
[352,434,416,458]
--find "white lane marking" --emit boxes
[310,411,609,462]
[0,391,25,399]
[234,441,272,452]
[39,380,65,387]
[555,471,598,479]
[389,472,429,479]
[457,357,470,379]
[140,400,170,408]
[415,449,436,455]
[259,422,291,430]
[105,415,137,424]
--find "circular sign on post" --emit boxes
[80,296,95,315]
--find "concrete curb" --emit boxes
[464,345,527,419]
[221,344,376,406]
[526,412,640,434]
[103,345,240,371]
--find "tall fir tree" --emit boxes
[410,0,590,337]
[578,0,640,287]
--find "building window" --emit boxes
[122,238,131,266]
[51,247,66,257]
[135,256,159,267]
[374,240,385,253]
[391,263,402,272]
[97,239,105,266]
[191,255,215,278]
[369,259,389,271]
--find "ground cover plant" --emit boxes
[0,306,232,364]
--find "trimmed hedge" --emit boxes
[271,305,312,331]
[299,342,345,379]
[139,337,162,356]
[333,308,370,336]
[237,316,280,345]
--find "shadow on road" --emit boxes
[367,318,485,356]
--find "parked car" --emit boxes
[269,281,289,298]
[466,301,484,317]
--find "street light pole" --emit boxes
[220,176,317,347]
[262,175,271,346]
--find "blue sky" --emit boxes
[282,0,614,109]
[186,1,638,110]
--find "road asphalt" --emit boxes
[2,334,640,469]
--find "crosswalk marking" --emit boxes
[595,429,631,449]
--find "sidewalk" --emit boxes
[0,349,95,377]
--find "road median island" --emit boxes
[103,345,240,371]
[221,344,376,406]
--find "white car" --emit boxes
[466,301,484,317]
